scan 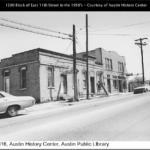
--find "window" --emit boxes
[48,66,54,88]
[122,63,124,72]
[4,70,10,77]
[105,58,108,69]
[118,62,124,73]
[107,75,110,78]
[105,58,113,71]
[118,62,120,72]
[110,59,113,70]
[20,67,27,89]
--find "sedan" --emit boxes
[0,91,35,117]
[133,85,150,94]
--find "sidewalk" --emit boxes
[26,92,132,113]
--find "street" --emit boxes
[0,92,150,141]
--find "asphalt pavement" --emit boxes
[0,92,150,141]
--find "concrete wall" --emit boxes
[101,49,127,93]
[39,51,103,102]
[76,47,128,94]
[76,48,103,65]
[102,49,127,73]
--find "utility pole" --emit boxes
[73,24,78,101]
[135,37,148,85]
[86,14,89,99]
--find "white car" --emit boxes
[0,91,35,117]
[133,85,150,94]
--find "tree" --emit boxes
[128,76,143,92]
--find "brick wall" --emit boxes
[0,49,39,68]
[0,49,40,103]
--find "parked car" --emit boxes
[0,91,35,117]
[133,85,150,94]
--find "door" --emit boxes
[90,77,95,93]
[107,78,111,93]
[61,74,67,94]
[119,80,123,92]
[4,77,10,93]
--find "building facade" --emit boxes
[0,48,103,103]
[77,48,128,94]
[0,47,128,103]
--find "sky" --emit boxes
[0,12,150,79]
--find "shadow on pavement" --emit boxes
[0,114,26,119]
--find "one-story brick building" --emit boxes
[0,48,104,103]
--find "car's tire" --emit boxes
[6,106,19,117]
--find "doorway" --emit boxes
[107,78,111,93]
[90,77,95,94]
[119,80,123,92]
[61,74,67,94]
[4,77,10,93]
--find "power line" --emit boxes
[0,23,72,40]
[86,32,150,38]
[89,20,150,33]
[62,40,73,54]
[0,17,72,37]
[77,28,150,37]
[76,27,85,35]
[76,37,84,51]
[52,41,73,68]
[88,33,137,37]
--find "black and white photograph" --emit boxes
[0,1,150,149]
